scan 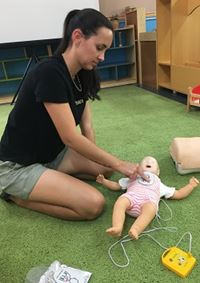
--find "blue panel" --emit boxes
[25,45,48,57]
[0,42,53,97]
[117,65,130,79]
[0,48,25,60]
[97,67,116,81]
[110,30,128,48]
[119,19,125,29]
[5,59,29,78]
[0,80,21,95]
[114,30,127,47]
[0,63,5,80]
[146,16,156,32]
[50,42,60,53]
[98,47,131,67]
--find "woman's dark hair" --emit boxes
[54,8,113,100]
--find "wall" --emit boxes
[0,0,99,44]
[99,0,156,16]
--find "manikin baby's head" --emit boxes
[139,156,160,176]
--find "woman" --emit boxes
[0,9,140,220]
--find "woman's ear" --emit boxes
[71,29,84,46]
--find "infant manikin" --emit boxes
[96,156,199,239]
[120,156,161,219]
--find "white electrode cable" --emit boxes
[157,199,173,222]
[108,228,193,268]
[175,232,193,253]
[108,235,132,268]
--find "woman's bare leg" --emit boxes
[11,148,114,220]
[57,148,113,179]
[11,199,83,220]
[11,169,105,220]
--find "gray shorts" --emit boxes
[0,147,67,200]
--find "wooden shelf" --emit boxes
[140,32,157,89]
[101,78,136,88]
[125,8,146,84]
[0,95,13,104]
[98,61,135,69]
[97,26,137,87]
[158,82,172,89]
[156,0,200,95]
[184,61,200,68]
[158,61,171,66]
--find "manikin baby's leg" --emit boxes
[106,196,131,237]
[129,202,157,239]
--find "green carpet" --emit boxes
[0,85,200,282]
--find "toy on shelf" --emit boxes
[186,85,200,111]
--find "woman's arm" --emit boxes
[79,101,95,143]
[44,102,137,177]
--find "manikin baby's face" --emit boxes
[139,156,160,176]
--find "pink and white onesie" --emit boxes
[119,171,175,217]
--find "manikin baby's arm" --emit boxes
[96,174,121,191]
[170,177,199,200]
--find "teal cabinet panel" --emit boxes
[5,59,29,78]
[0,80,20,95]
[97,26,137,88]
[0,63,5,80]
[0,48,25,60]
[0,43,55,98]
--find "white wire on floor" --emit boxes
[108,200,193,268]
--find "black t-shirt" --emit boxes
[0,55,87,165]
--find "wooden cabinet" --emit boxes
[125,8,146,84]
[156,0,200,95]
[156,0,171,90]
[140,32,157,89]
[98,25,137,88]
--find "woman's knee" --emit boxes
[84,193,105,220]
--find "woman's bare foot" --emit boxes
[106,227,122,237]
[128,227,139,240]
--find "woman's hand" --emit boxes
[116,161,148,181]
[116,161,138,178]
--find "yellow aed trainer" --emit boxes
[161,246,196,278]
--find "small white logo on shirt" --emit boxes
[75,99,84,105]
